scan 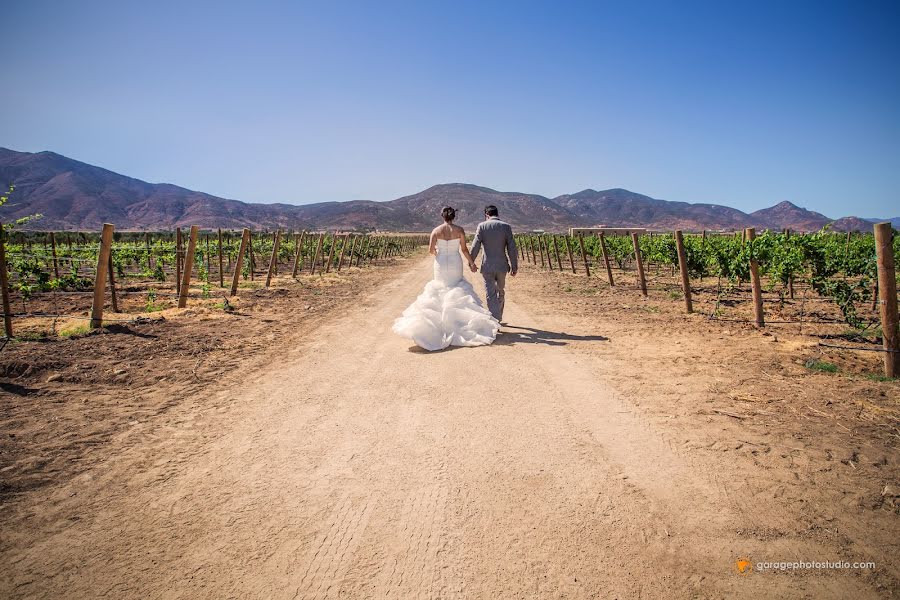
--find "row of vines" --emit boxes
[515,229,900,330]
[0,227,426,338]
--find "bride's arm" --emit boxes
[458,229,477,271]
[429,230,438,255]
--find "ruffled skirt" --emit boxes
[393,278,500,351]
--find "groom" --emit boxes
[469,205,518,322]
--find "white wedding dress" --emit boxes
[393,238,500,351]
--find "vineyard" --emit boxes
[513,226,900,376]
[2,221,898,599]
[0,225,427,343]
[2,223,898,375]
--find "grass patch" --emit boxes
[212,300,235,312]
[805,359,839,373]
[59,323,91,338]
[865,374,897,383]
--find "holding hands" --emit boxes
[468,260,477,272]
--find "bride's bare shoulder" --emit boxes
[452,224,466,238]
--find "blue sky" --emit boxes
[2,0,898,217]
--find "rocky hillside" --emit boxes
[0,147,870,232]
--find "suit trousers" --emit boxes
[482,271,507,321]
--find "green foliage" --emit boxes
[52,268,93,291]
[145,288,163,312]
[805,359,839,373]
[516,227,888,328]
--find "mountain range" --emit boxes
[0,147,892,233]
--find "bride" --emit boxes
[393,207,500,351]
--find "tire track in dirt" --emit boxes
[294,494,374,599]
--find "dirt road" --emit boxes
[2,256,893,598]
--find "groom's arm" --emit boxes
[506,225,518,274]
[470,224,483,260]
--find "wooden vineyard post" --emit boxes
[353,236,363,268]
[746,228,765,327]
[371,237,380,265]
[265,230,282,288]
[563,236,576,273]
[0,224,13,338]
[359,236,371,267]
[107,253,119,313]
[631,232,647,297]
[49,232,60,279]
[674,230,693,313]
[577,235,590,277]
[324,233,337,273]
[552,236,563,270]
[337,234,350,271]
[347,235,359,269]
[178,225,199,308]
[230,228,250,296]
[528,236,537,265]
[310,233,325,275]
[874,222,899,377]
[599,233,614,287]
[145,233,152,270]
[90,223,115,328]
[353,236,365,267]
[785,228,794,299]
[248,231,255,281]
[537,236,546,268]
[270,232,278,275]
[175,227,183,295]
[217,228,224,287]
[292,231,306,276]
[205,234,211,276]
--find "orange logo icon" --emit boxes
[736,558,753,575]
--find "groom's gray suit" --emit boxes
[470,216,518,321]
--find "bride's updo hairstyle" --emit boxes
[441,206,456,223]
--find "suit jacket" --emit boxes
[470,217,518,273]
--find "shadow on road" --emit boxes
[494,324,609,346]
[404,324,609,352]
